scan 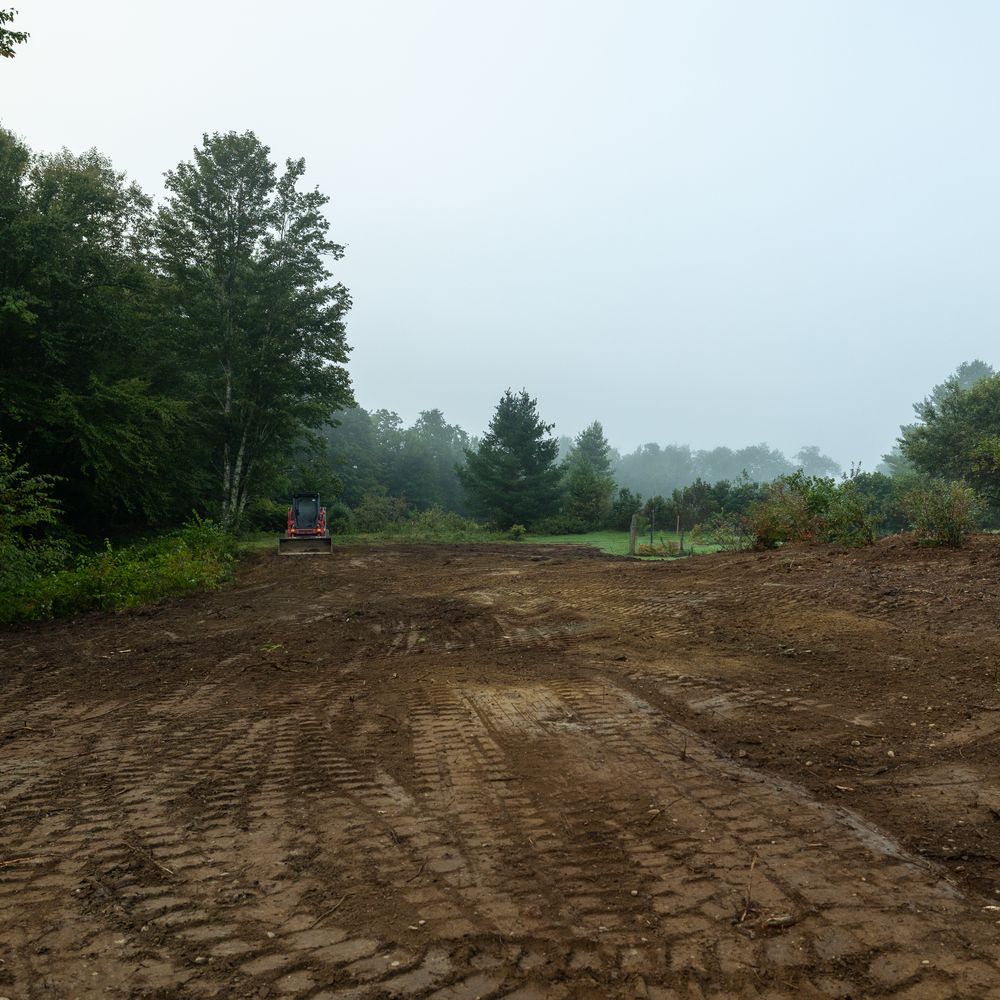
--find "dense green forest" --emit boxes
[3,119,999,619]
[0,127,352,617]
[1,127,351,537]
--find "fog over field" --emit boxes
[7,1,1000,468]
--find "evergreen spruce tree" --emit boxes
[561,421,615,530]
[458,390,561,529]
[572,421,613,474]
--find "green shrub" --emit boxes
[507,524,527,541]
[746,471,889,549]
[746,473,817,549]
[823,479,880,546]
[1,518,237,623]
[849,471,909,533]
[701,512,753,552]
[241,496,290,533]
[325,500,354,535]
[531,513,588,535]
[334,501,498,542]
[607,487,643,530]
[0,439,66,593]
[352,490,409,532]
[902,480,983,547]
[376,507,496,542]
[0,535,69,594]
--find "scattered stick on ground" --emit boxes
[121,841,174,878]
[310,895,348,928]
[739,852,759,924]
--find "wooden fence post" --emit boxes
[628,513,638,556]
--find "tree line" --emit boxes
[1,128,353,538]
[314,390,842,536]
[319,358,1000,541]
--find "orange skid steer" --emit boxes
[278,493,333,554]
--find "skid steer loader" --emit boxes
[278,493,333,554]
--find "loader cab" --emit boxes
[292,493,321,531]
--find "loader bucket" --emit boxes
[278,535,333,555]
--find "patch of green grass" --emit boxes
[524,530,635,555]
[352,509,503,543]
[249,524,717,559]
[251,508,505,548]
[523,530,719,559]
[351,521,501,543]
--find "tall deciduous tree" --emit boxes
[794,445,841,478]
[459,389,561,528]
[900,371,1000,507]
[157,131,352,529]
[323,407,384,508]
[397,409,471,513]
[0,129,195,532]
[0,8,29,58]
[890,360,996,475]
[614,442,693,499]
[926,360,995,412]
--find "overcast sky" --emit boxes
[6,1,999,470]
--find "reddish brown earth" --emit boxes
[3,537,1000,998]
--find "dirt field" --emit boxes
[4,538,1000,999]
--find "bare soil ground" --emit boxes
[4,538,1000,999]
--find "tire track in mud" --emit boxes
[542,580,724,644]
[6,546,1000,998]
[236,708,476,995]
[459,572,861,728]
[11,679,987,998]
[12,713,290,990]
[640,669,840,722]
[454,677,1000,998]
[407,681,667,954]
[0,705,259,996]
[446,574,729,653]
[0,680,398,997]
[1,677,524,998]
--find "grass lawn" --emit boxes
[523,529,719,559]
[249,528,719,559]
